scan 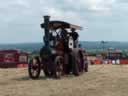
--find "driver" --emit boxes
[60,27,68,39]
[70,28,79,41]
[70,28,79,48]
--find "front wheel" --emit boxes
[54,56,64,79]
[28,56,41,79]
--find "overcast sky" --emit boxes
[0,0,128,43]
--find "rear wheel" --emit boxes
[42,60,51,77]
[72,51,79,76]
[28,56,41,79]
[84,61,88,72]
[79,50,85,72]
[72,49,84,76]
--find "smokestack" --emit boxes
[43,15,50,47]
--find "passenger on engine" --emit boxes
[70,28,79,48]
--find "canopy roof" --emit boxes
[41,21,82,30]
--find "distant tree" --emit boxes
[101,41,107,50]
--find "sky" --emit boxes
[0,0,128,44]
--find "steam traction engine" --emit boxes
[28,16,88,79]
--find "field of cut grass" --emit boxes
[0,64,128,96]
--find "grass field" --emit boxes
[0,64,128,96]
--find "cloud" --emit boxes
[0,0,115,24]
[117,0,128,3]
[86,0,115,11]
[0,0,128,43]
[60,0,116,15]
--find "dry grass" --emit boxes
[0,64,128,96]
